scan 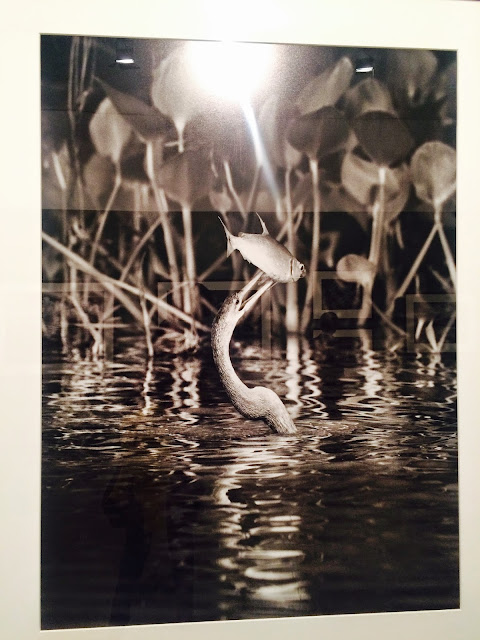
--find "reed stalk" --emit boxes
[301,158,321,332]
[42,231,210,332]
[140,291,154,358]
[223,160,246,218]
[182,204,199,317]
[285,167,299,333]
[145,140,182,309]
[435,203,456,289]
[386,222,439,316]
[356,166,387,326]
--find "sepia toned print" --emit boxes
[41,35,457,628]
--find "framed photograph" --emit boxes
[2,1,480,639]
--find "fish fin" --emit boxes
[218,216,235,257]
[255,212,269,236]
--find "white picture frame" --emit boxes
[1,1,479,639]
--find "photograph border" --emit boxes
[2,1,479,639]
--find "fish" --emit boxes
[219,213,306,283]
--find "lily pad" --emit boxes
[436,62,457,127]
[96,78,173,141]
[336,253,375,287]
[89,97,133,165]
[386,49,437,111]
[295,56,354,116]
[353,110,414,167]
[258,94,302,170]
[151,46,207,146]
[410,141,456,209]
[158,149,213,208]
[341,152,411,222]
[343,78,395,119]
[288,106,350,160]
[83,152,116,208]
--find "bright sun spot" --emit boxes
[186,41,274,102]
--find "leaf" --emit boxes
[386,49,438,110]
[158,149,213,208]
[353,110,414,166]
[341,151,379,206]
[384,164,411,224]
[295,57,354,116]
[151,46,206,141]
[336,254,375,287]
[83,152,116,208]
[41,109,70,153]
[410,141,456,209]
[321,185,370,233]
[89,97,133,165]
[343,78,395,119]
[287,106,350,159]
[258,94,302,169]
[209,187,232,213]
[436,62,457,126]
[96,78,173,141]
[341,152,411,222]
[425,320,438,351]
[291,172,313,210]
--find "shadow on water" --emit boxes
[41,336,458,628]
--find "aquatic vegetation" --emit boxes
[41,37,456,355]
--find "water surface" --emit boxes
[42,335,458,628]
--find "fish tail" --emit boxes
[218,216,235,257]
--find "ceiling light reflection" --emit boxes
[186,40,274,102]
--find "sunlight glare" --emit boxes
[186,41,274,101]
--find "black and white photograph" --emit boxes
[41,34,459,628]
[2,2,480,640]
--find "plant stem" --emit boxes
[437,310,456,352]
[89,170,122,267]
[42,231,209,332]
[182,204,199,317]
[177,122,185,153]
[69,294,103,355]
[436,219,456,288]
[139,291,154,358]
[82,169,122,305]
[358,281,373,327]
[368,166,386,270]
[119,217,167,281]
[285,167,299,333]
[301,157,321,332]
[145,140,182,309]
[386,222,439,315]
[224,160,246,218]
[371,301,407,337]
[246,164,262,214]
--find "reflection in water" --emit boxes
[42,338,458,628]
[285,335,302,418]
[167,356,201,425]
[300,340,327,419]
[207,441,309,615]
[141,358,155,416]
